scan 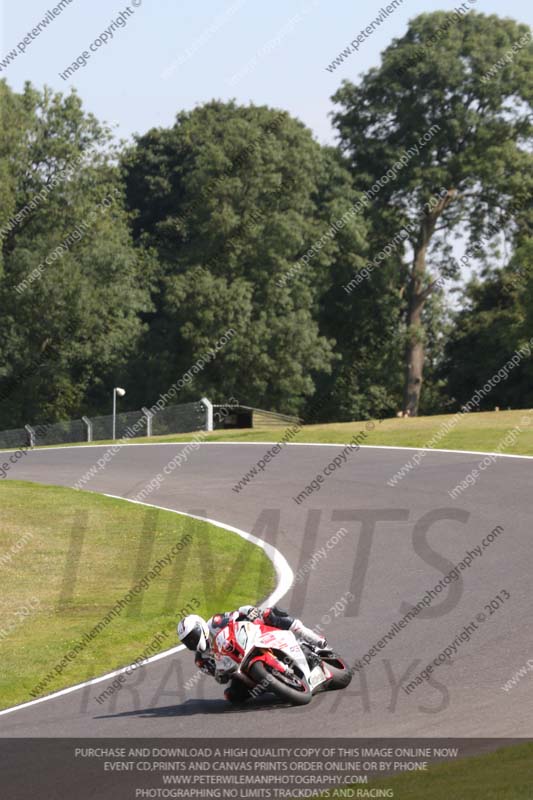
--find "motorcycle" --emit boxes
[212,618,352,705]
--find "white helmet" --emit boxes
[178,615,209,652]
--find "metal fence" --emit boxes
[151,402,209,437]
[0,426,31,451]
[0,400,299,450]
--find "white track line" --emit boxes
[0,496,293,718]
[1,441,532,459]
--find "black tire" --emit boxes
[322,656,352,690]
[249,660,312,705]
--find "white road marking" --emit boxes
[1,441,532,458]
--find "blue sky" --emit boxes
[1,0,532,144]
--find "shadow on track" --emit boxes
[94,695,300,720]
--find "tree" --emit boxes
[443,240,533,410]
[332,11,533,415]
[311,145,407,421]
[0,81,32,278]
[0,83,151,426]
[123,101,368,414]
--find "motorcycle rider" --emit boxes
[177,605,328,703]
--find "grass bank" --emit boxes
[0,481,275,710]
[119,409,533,455]
[316,741,533,799]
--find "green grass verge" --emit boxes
[0,480,275,710]
[316,742,533,799]
[16,409,533,456]
[141,409,533,454]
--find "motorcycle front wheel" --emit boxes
[321,653,352,690]
[249,661,312,705]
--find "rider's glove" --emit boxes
[196,655,216,676]
[244,606,261,622]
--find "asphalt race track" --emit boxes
[1,442,531,738]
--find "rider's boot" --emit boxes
[290,619,328,650]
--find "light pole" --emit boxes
[112,387,126,440]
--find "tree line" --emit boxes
[0,9,532,428]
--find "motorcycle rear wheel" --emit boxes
[249,661,312,705]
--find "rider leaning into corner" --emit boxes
[178,605,327,703]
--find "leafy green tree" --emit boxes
[443,267,531,410]
[313,144,408,421]
[443,240,533,411]
[332,10,533,415]
[0,81,32,278]
[0,83,151,426]
[123,101,368,414]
